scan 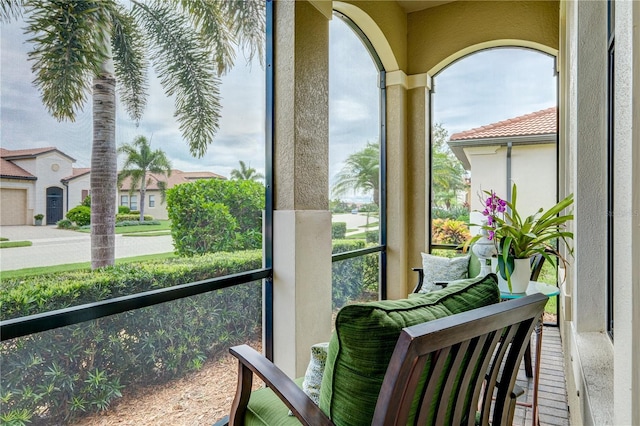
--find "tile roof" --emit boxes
[62,168,91,181]
[0,146,75,161]
[0,158,35,179]
[450,107,557,141]
[118,169,226,191]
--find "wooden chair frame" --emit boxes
[226,293,548,426]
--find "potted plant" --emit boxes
[34,213,44,226]
[467,183,574,293]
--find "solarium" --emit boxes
[1,1,638,425]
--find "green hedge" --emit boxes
[331,222,347,239]
[115,213,154,222]
[0,251,262,425]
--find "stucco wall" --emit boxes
[407,0,559,75]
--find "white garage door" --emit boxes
[1,188,28,225]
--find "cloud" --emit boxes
[433,48,557,135]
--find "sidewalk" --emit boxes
[0,226,174,272]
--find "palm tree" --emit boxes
[2,1,264,268]
[432,124,467,209]
[118,136,172,222]
[332,142,380,205]
[230,160,264,181]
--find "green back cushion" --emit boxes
[319,274,500,426]
[468,250,481,277]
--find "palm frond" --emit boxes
[110,4,149,122]
[1,0,23,22]
[24,0,116,121]
[133,1,221,157]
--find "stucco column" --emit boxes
[272,0,332,378]
[385,71,430,298]
[385,72,408,300]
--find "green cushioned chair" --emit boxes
[226,274,547,426]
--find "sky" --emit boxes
[1,9,556,188]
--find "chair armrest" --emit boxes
[229,345,334,426]
[411,267,424,293]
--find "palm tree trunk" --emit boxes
[91,74,117,269]
[139,185,146,222]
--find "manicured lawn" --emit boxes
[0,240,32,249]
[0,252,177,280]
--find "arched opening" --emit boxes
[429,46,559,317]
[329,10,387,305]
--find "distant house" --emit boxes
[118,170,226,220]
[0,146,224,225]
[447,107,557,219]
[0,147,90,226]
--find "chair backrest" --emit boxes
[372,293,548,426]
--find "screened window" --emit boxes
[1,1,271,424]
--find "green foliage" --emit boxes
[230,160,264,181]
[81,195,91,207]
[330,200,357,214]
[115,220,161,227]
[358,203,378,213]
[332,141,380,205]
[66,206,91,226]
[115,213,153,222]
[332,222,347,239]
[331,240,378,308]
[432,206,470,223]
[365,230,379,244]
[431,218,471,245]
[33,214,44,220]
[166,179,264,256]
[0,251,262,424]
[56,219,74,229]
[118,205,131,214]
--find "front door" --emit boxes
[46,187,63,225]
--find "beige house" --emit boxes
[118,170,226,220]
[448,107,557,221]
[0,147,90,226]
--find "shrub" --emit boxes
[331,240,368,309]
[115,213,153,222]
[166,179,264,256]
[332,222,347,239]
[118,205,131,214]
[66,205,91,226]
[56,219,74,229]
[365,230,379,244]
[81,195,91,207]
[0,251,262,424]
[431,218,471,245]
[115,220,161,227]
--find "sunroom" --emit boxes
[1,1,638,425]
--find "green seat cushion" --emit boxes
[245,377,305,426]
[319,274,500,426]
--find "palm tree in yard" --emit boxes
[118,136,172,222]
[332,142,380,205]
[230,160,264,181]
[2,1,264,268]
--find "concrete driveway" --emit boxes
[0,225,174,272]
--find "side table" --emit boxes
[500,281,560,426]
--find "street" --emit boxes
[0,226,174,272]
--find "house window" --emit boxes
[81,189,89,200]
[148,195,155,208]
[130,195,138,211]
[120,195,129,206]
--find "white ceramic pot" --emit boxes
[509,258,531,293]
[491,257,531,293]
